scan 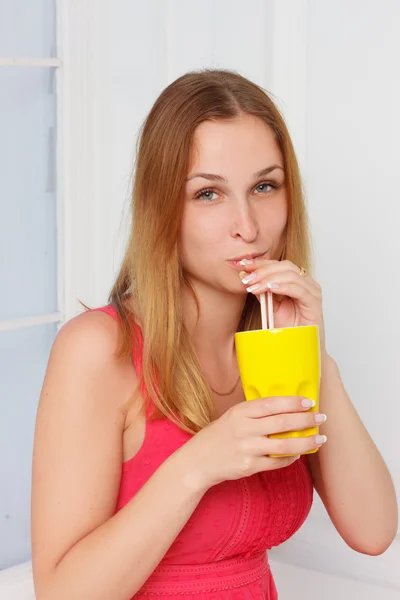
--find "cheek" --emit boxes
[276,205,288,233]
[179,211,223,268]
[258,194,288,236]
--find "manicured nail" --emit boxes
[267,282,280,289]
[301,399,315,408]
[314,413,327,423]
[315,435,327,445]
[246,283,261,293]
[241,273,256,285]
[239,259,254,265]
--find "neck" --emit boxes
[182,280,246,361]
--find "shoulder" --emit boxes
[54,308,121,361]
[46,308,138,412]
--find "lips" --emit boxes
[230,252,265,262]
[227,251,267,270]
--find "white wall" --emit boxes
[58,0,399,596]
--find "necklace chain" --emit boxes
[209,374,241,396]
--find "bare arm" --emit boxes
[31,312,207,600]
[307,352,398,555]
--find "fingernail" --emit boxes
[301,399,315,408]
[246,283,261,293]
[239,270,246,278]
[239,259,254,265]
[267,282,280,290]
[314,413,327,423]
[315,435,327,445]
[242,273,256,284]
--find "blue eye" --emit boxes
[254,182,277,193]
[194,188,218,201]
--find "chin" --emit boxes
[220,279,248,296]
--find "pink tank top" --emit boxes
[94,305,313,598]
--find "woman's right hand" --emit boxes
[182,397,327,490]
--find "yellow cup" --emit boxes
[234,325,321,457]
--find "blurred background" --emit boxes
[0,1,399,598]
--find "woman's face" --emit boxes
[180,114,288,295]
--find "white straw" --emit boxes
[260,292,268,330]
[267,291,274,329]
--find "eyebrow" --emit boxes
[185,165,284,183]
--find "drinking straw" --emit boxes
[260,292,267,329]
[267,291,275,329]
[260,291,274,330]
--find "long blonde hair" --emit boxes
[109,68,313,433]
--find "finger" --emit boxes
[240,259,320,295]
[243,271,315,296]
[238,262,312,288]
[253,411,325,436]
[239,396,315,418]
[265,433,328,457]
[260,258,308,277]
[238,259,297,279]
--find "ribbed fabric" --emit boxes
[92,306,314,598]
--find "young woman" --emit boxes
[31,69,398,600]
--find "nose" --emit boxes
[230,200,259,242]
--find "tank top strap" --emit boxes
[91,304,119,320]
[89,305,155,417]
